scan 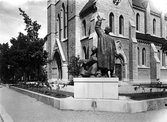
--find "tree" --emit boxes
[68,56,81,77]
[9,33,31,82]
[16,8,48,82]
[0,43,10,83]
[0,8,48,84]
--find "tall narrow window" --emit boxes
[142,48,146,66]
[57,19,59,39]
[158,50,160,61]
[153,18,156,35]
[57,15,60,40]
[82,46,86,59]
[62,4,66,39]
[162,52,165,66]
[138,47,140,66]
[136,13,140,31]
[58,15,61,40]
[119,15,124,35]
[109,12,114,33]
[60,9,64,40]
[82,20,86,37]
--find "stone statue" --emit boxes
[79,46,98,77]
[95,14,116,77]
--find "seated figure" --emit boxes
[80,46,98,77]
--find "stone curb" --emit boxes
[0,104,14,122]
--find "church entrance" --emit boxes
[115,55,125,81]
[115,64,122,81]
[52,52,62,81]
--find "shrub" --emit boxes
[68,56,81,77]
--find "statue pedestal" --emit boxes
[74,78,119,99]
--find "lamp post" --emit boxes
[7,65,10,83]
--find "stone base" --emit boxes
[74,78,119,99]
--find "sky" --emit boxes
[0,0,167,45]
[0,0,47,45]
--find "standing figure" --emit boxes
[95,14,116,77]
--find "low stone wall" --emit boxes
[9,86,167,113]
[10,86,62,109]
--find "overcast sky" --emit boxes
[0,0,47,45]
[0,0,167,45]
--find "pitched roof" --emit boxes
[136,32,167,44]
[132,0,162,14]
[132,0,148,9]
[79,0,97,16]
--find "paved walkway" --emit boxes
[0,117,2,122]
[0,85,167,122]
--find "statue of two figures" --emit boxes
[79,14,123,78]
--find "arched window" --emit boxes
[136,13,140,31]
[142,48,146,66]
[138,47,140,66]
[119,15,124,35]
[109,12,114,33]
[153,18,156,35]
[82,20,86,37]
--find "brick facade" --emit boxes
[46,0,167,85]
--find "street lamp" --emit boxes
[7,65,10,83]
[8,65,10,69]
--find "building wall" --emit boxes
[96,0,134,38]
[134,9,145,34]
[150,13,161,37]
[47,0,167,84]
[137,40,151,82]
[80,13,96,59]
[137,41,150,67]
[54,0,68,60]
[67,0,76,58]
[165,18,167,39]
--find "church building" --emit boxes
[46,0,167,85]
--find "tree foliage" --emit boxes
[68,56,81,77]
[0,8,48,84]
[0,43,10,83]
